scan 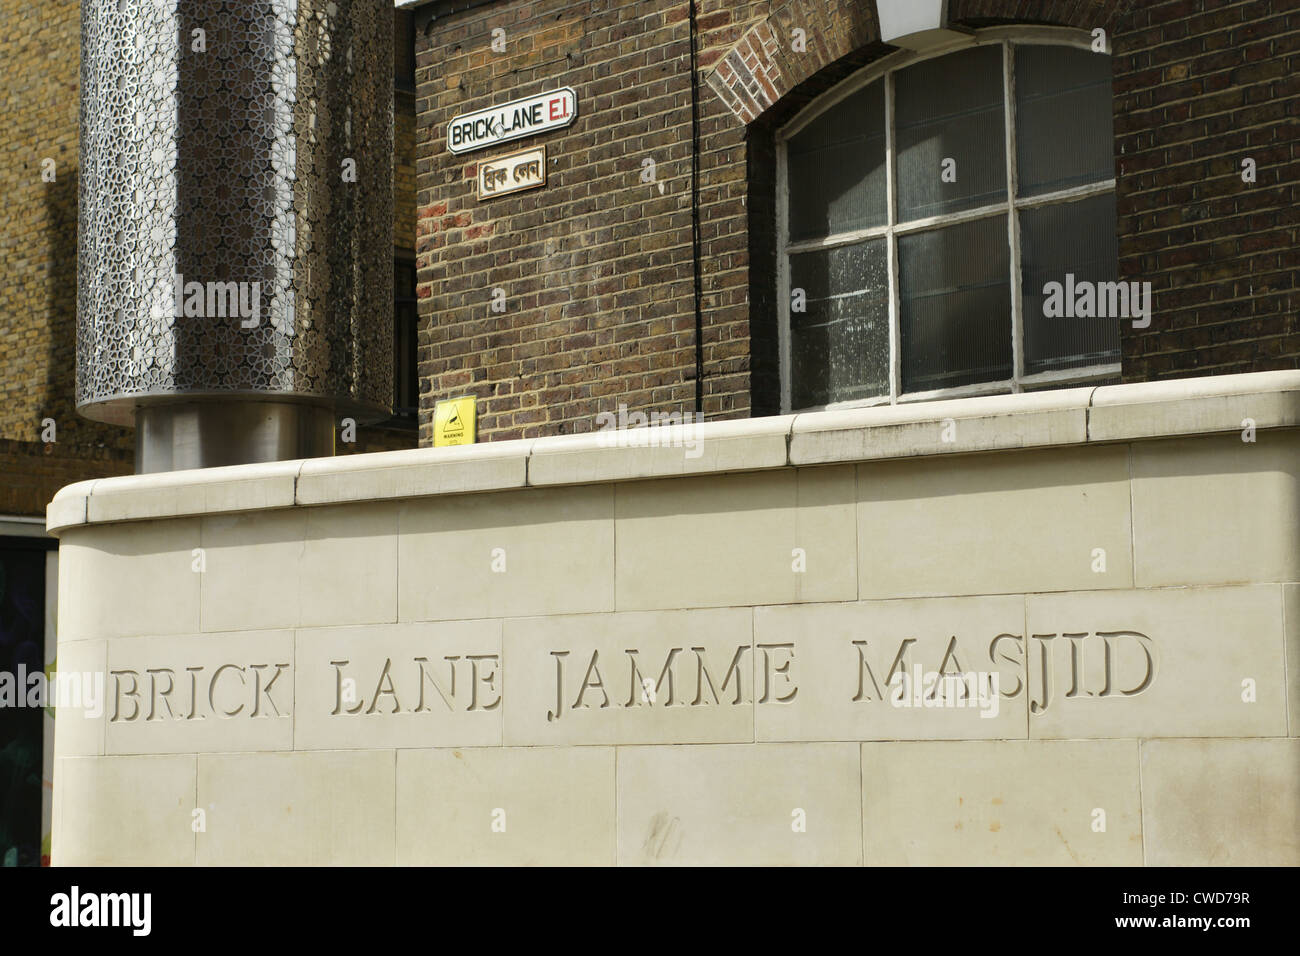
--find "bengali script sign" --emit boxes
[477,146,547,200]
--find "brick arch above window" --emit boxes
[705,0,1139,125]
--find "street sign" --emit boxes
[446,87,577,155]
[477,145,547,200]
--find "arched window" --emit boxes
[777,31,1119,411]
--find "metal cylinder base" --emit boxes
[134,401,336,474]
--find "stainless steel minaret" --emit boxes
[77,0,393,472]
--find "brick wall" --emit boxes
[0,0,133,516]
[396,9,419,253]
[414,0,771,443]
[0,440,131,518]
[1107,0,1300,379]
[713,0,1300,386]
[416,0,1299,443]
[396,93,419,253]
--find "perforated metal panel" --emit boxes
[77,0,393,427]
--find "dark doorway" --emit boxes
[0,538,52,867]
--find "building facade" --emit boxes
[2,0,1298,867]
[412,0,1298,441]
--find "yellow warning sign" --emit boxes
[434,395,476,447]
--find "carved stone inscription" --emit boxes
[328,656,501,715]
[106,629,1157,727]
[111,662,290,722]
[544,643,794,722]
[849,629,1158,715]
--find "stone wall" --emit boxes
[46,371,1300,865]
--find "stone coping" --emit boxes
[46,370,1300,534]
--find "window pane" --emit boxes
[895,45,1007,222]
[1020,193,1121,375]
[899,215,1011,392]
[1015,45,1114,196]
[789,239,889,407]
[787,81,887,242]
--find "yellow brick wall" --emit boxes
[0,0,134,514]
[395,90,417,252]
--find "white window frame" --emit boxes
[776,26,1120,414]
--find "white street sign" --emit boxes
[447,87,577,155]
